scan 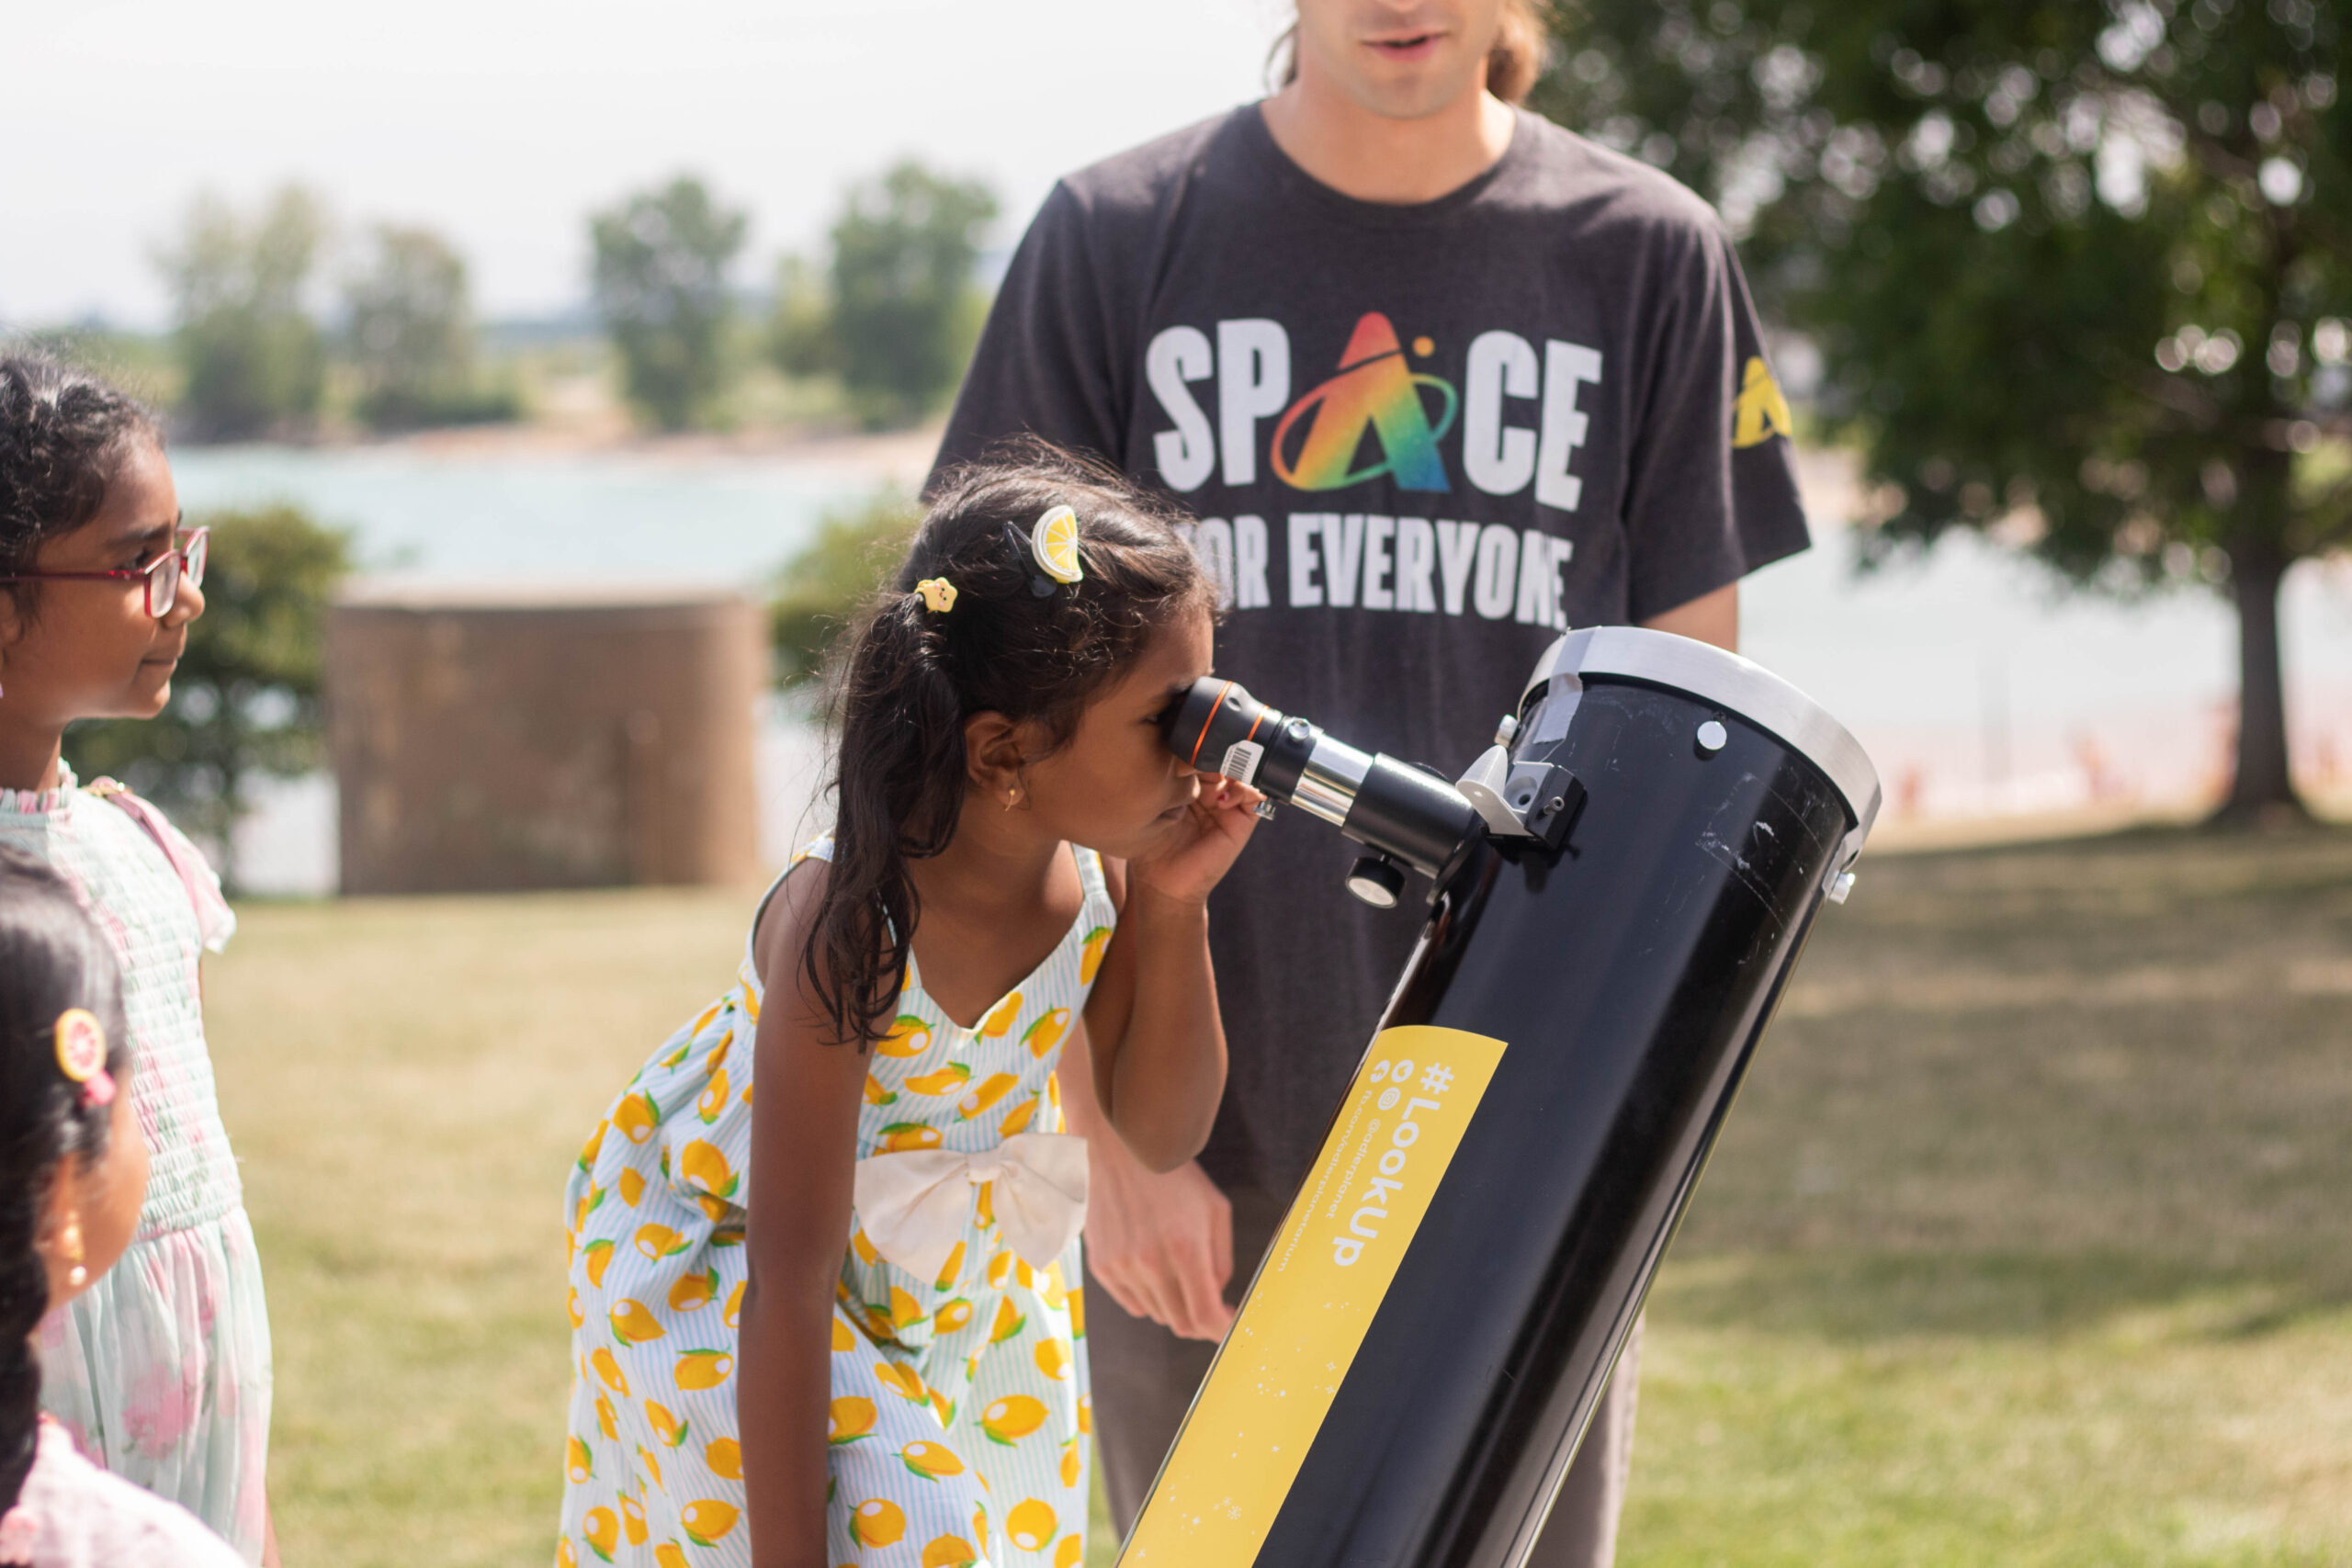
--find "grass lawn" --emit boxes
[201,829,2352,1566]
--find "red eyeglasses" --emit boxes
[0,527,209,619]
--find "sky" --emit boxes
[1,0,1283,329]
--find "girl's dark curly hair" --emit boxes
[805,444,1214,1048]
[0,353,164,617]
[0,847,131,1512]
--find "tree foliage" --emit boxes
[344,224,519,431]
[154,187,331,442]
[590,175,749,432]
[1533,0,2347,817]
[773,162,998,428]
[65,504,350,888]
[767,490,921,688]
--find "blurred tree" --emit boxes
[767,489,921,688]
[769,255,837,381]
[772,162,998,428]
[590,176,749,432]
[66,505,351,889]
[1534,0,2348,820]
[155,187,330,441]
[345,224,520,431]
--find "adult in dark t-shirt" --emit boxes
[932,4,1807,1561]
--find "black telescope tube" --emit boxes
[1166,676,1481,880]
[1125,635,1879,1568]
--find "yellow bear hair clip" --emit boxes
[915,577,957,614]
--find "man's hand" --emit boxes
[1085,1138,1237,1342]
[1057,1021,1237,1341]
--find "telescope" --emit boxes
[1127,627,1880,1568]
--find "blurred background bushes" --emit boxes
[770,161,999,430]
[766,489,922,690]
[344,223,521,432]
[589,175,750,434]
[156,187,331,442]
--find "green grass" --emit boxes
[200,829,2352,1565]
[209,889,750,1566]
[1623,828,2352,1566]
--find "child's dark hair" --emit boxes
[0,353,164,617]
[806,446,1214,1048]
[0,848,130,1512]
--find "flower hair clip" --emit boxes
[54,1009,115,1109]
[915,577,958,614]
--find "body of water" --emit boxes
[172,444,2352,893]
[175,442,899,588]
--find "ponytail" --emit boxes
[802,445,1213,1048]
[0,848,131,1511]
[808,592,969,1047]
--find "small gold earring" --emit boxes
[1004,785,1020,811]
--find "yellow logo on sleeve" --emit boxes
[1732,355,1793,448]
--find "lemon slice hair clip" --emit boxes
[1030,505,1083,587]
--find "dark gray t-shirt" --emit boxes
[934,105,1809,1201]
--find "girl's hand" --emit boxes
[1125,777,1261,907]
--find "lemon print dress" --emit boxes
[560,836,1114,1568]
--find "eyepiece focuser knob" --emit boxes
[1343,853,1407,909]
[1164,676,1482,898]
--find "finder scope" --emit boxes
[1166,677,1482,904]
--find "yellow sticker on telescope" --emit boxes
[1120,1024,1508,1566]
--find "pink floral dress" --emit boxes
[0,1419,243,1568]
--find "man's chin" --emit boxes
[1349,69,1481,124]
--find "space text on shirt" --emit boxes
[1174,513,1574,630]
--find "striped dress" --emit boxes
[0,764,272,1563]
[559,836,1114,1568]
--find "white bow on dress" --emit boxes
[852,1133,1090,1284]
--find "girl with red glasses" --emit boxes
[0,355,276,1564]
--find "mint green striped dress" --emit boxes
[0,764,272,1563]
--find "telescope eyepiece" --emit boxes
[1170,679,1277,777]
[1166,677,1317,801]
[1160,675,1482,889]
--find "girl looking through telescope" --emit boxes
[557,452,1259,1568]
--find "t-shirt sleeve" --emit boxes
[929,182,1129,492]
[1620,221,1811,624]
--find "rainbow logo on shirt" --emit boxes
[1271,313,1459,492]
